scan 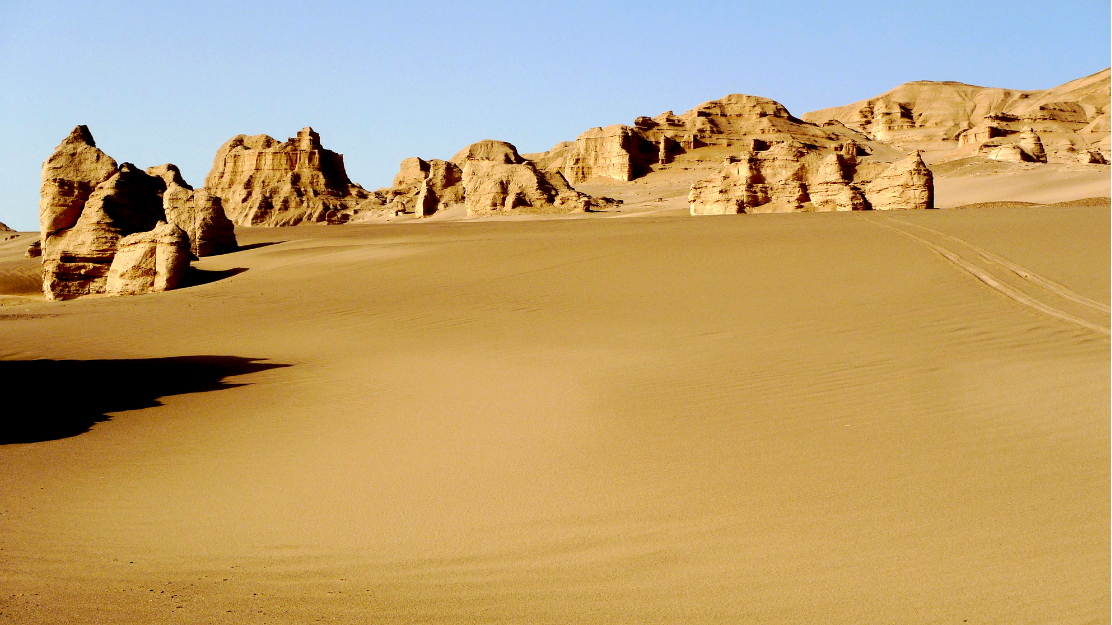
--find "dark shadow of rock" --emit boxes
[232,241,284,252]
[0,356,289,444]
[180,266,247,288]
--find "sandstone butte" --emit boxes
[38,125,237,300]
[203,127,374,226]
[802,67,1111,165]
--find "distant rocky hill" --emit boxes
[802,68,1110,164]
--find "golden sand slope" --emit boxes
[0,201,1107,623]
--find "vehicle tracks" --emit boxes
[863,214,1110,337]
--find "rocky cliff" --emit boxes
[203,127,372,226]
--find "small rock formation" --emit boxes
[689,145,932,215]
[1079,148,1108,164]
[0,221,13,232]
[147,164,237,256]
[359,140,619,219]
[25,240,42,258]
[863,152,934,211]
[984,144,1028,162]
[1017,127,1048,163]
[105,222,191,295]
[203,127,371,226]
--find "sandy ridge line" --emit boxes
[883,215,1112,314]
[862,215,1111,337]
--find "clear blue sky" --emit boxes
[1,0,1109,230]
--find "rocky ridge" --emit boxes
[802,68,1111,164]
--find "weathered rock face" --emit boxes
[541,93,855,184]
[863,152,934,211]
[562,126,658,183]
[0,222,13,232]
[203,127,371,226]
[689,144,932,215]
[147,164,237,256]
[39,126,118,242]
[803,68,1111,163]
[41,162,168,299]
[36,127,222,299]
[359,141,619,219]
[105,221,191,296]
[25,240,42,258]
[1017,127,1048,163]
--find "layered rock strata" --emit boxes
[203,127,372,226]
[689,144,932,215]
[105,221,191,295]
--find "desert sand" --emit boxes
[1,174,1109,622]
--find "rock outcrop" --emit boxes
[37,126,229,299]
[25,240,41,258]
[689,144,932,215]
[357,140,618,219]
[0,222,13,232]
[1017,127,1047,163]
[203,127,371,226]
[105,221,191,295]
[803,68,1111,163]
[863,152,934,211]
[537,94,874,184]
[39,126,119,242]
[41,161,168,299]
[147,164,237,256]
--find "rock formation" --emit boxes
[37,126,229,299]
[803,68,1111,163]
[105,221,191,295]
[0,222,13,232]
[1017,127,1047,163]
[203,127,372,226]
[39,126,119,243]
[863,152,934,211]
[535,94,877,184]
[25,240,41,258]
[147,164,237,256]
[356,140,618,219]
[689,144,932,215]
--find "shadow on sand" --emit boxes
[181,266,248,288]
[0,356,289,444]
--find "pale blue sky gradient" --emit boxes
[1,0,1109,230]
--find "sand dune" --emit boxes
[0,198,1107,623]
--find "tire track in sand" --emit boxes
[863,215,1110,337]
[883,215,1111,314]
